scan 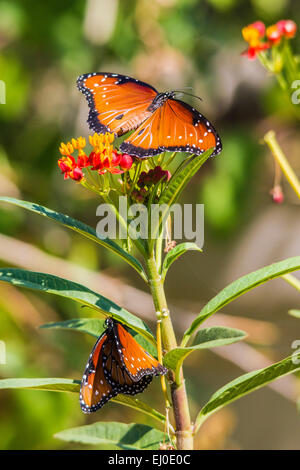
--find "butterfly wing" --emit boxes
[102,328,154,395]
[77,73,157,136]
[79,332,117,413]
[113,321,167,381]
[120,98,222,158]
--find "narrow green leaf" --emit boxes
[195,352,300,433]
[0,377,81,393]
[160,149,214,208]
[182,256,300,345]
[164,327,246,382]
[161,242,202,280]
[288,309,300,319]
[0,378,166,426]
[0,268,155,344]
[109,396,167,427]
[41,318,106,338]
[150,149,213,247]
[40,318,158,357]
[54,422,167,450]
[0,197,147,282]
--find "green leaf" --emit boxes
[108,396,167,427]
[160,149,213,208]
[161,242,202,280]
[182,256,300,345]
[150,149,213,248]
[288,309,300,319]
[41,318,106,337]
[54,422,167,450]
[195,352,300,433]
[0,377,81,393]
[0,378,166,426]
[164,327,247,382]
[40,318,158,357]
[0,268,155,345]
[0,197,148,282]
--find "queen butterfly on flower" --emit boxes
[79,318,167,413]
[77,72,222,159]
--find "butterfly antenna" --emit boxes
[173,90,203,102]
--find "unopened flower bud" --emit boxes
[119,153,133,170]
[270,185,284,204]
[276,19,297,39]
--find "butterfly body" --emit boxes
[79,318,167,413]
[77,72,222,158]
[147,91,176,112]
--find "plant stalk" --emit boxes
[146,255,193,450]
[264,130,300,200]
[281,273,300,293]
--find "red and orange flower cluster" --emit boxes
[242,19,297,59]
[58,133,133,182]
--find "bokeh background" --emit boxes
[0,0,300,450]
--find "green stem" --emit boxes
[283,40,299,79]
[102,193,148,258]
[164,151,177,168]
[128,161,142,197]
[145,255,193,450]
[155,229,164,274]
[281,273,300,293]
[264,130,300,200]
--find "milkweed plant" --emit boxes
[0,18,300,451]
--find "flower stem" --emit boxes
[281,273,300,292]
[264,130,300,200]
[102,193,148,257]
[145,255,193,450]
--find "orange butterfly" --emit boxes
[80,318,167,413]
[77,72,222,158]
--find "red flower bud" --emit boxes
[152,166,164,183]
[266,24,282,44]
[251,21,266,38]
[71,167,84,181]
[77,153,90,168]
[111,151,121,166]
[58,155,83,181]
[276,19,297,39]
[138,171,147,187]
[131,190,144,203]
[152,166,171,183]
[58,160,71,174]
[165,170,171,181]
[90,152,103,171]
[270,185,284,204]
[119,153,133,170]
[144,170,154,185]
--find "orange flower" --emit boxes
[276,20,297,39]
[266,24,282,44]
[70,137,89,168]
[242,21,270,59]
[265,20,297,44]
[58,132,133,182]
[58,155,83,181]
[242,21,265,47]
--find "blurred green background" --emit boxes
[0,0,300,450]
